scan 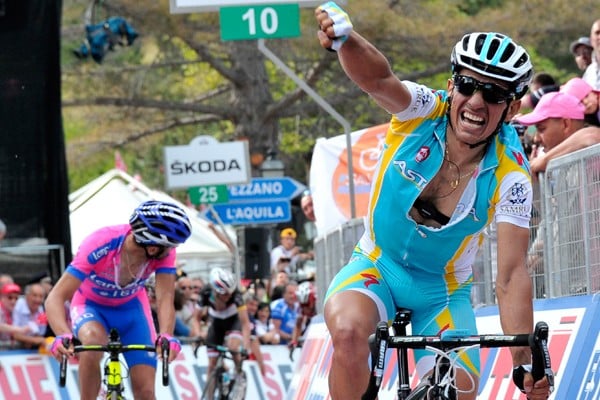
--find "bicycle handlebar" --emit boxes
[177,336,249,361]
[58,333,170,388]
[362,321,554,400]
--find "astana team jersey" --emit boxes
[67,224,177,307]
[358,81,533,280]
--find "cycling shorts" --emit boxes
[206,314,242,358]
[70,295,157,368]
[325,251,480,378]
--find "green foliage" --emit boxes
[458,0,504,15]
[61,0,600,192]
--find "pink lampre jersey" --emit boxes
[67,224,177,307]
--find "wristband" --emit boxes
[156,333,181,357]
[512,364,532,393]
[50,333,73,357]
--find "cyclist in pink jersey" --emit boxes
[45,200,192,400]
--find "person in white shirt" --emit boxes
[583,20,600,90]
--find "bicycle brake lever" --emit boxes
[373,321,389,386]
[530,321,554,390]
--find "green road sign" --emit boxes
[220,4,300,41]
[188,185,229,204]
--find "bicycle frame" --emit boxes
[59,328,170,399]
[183,338,247,400]
[362,309,554,400]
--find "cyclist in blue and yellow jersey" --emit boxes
[316,3,552,400]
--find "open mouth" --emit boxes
[461,111,485,126]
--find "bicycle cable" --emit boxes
[425,344,478,398]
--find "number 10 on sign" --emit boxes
[220,4,300,41]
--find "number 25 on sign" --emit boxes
[188,185,229,205]
[219,4,300,41]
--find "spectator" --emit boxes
[301,190,318,242]
[270,281,299,345]
[570,36,594,72]
[529,85,560,109]
[520,72,557,110]
[254,302,279,344]
[246,279,269,303]
[190,277,205,302]
[583,19,600,90]
[0,283,31,348]
[12,283,48,349]
[517,92,586,157]
[270,228,313,277]
[175,276,202,337]
[517,91,587,296]
[561,77,600,126]
[301,191,316,222]
[269,270,290,301]
[0,274,14,291]
[529,126,600,174]
[243,293,266,374]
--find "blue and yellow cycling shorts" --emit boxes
[326,250,480,378]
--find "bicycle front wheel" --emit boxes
[201,368,227,400]
[228,371,247,400]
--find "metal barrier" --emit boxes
[314,143,600,308]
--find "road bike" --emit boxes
[362,309,554,400]
[185,337,248,400]
[59,328,170,400]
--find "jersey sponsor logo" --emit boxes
[393,160,428,189]
[499,204,531,215]
[410,86,434,113]
[361,273,379,288]
[415,146,430,162]
[508,182,527,205]
[89,244,111,263]
[512,150,525,166]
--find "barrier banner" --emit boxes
[0,344,296,399]
[286,295,600,399]
[310,123,388,235]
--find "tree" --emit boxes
[61,0,598,190]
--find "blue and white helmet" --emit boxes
[129,200,192,247]
[451,32,533,99]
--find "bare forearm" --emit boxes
[496,267,534,365]
[156,299,175,334]
[338,33,394,91]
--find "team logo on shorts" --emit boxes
[416,146,430,162]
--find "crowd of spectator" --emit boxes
[0,273,56,350]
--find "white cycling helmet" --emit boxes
[296,282,316,305]
[209,267,236,295]
[451,32,533,99]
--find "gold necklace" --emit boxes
[444,146,480,189]
[122,247,147,281]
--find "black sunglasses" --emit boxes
[453,75,514,104]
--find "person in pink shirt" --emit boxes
[45,200,192,400]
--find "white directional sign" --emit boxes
[170,0,322,13]
[164,136,251,190]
